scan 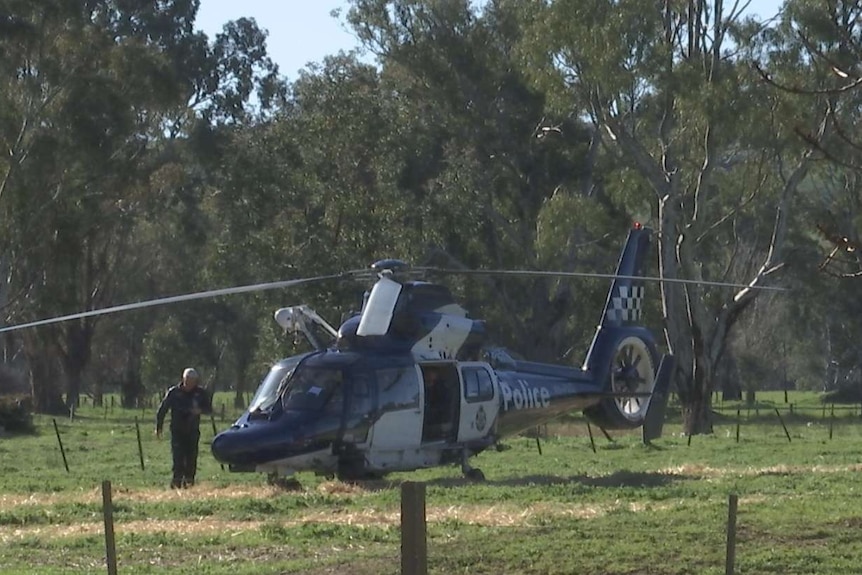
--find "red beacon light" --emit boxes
[633,221,642,230]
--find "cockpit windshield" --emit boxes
[248,359,303,413]
[281,366,343,412]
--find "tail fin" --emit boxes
[580,225,669,431]
[599,224,652,328]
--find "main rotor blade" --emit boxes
[0,270,368,334]
[419,267,788,292]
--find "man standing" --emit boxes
[156,367,212,488]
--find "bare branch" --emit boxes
[753,60,862,95]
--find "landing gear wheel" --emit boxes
[267,473,302,491]
[465,468,485,482]
[461,449,485,482]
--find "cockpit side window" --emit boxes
[463,367,494,403]
[282,367,343,411]
[377,367,420,412]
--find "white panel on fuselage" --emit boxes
[411,314,472,360]
[368,410,423,449]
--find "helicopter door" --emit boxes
[366,366,423,450]
[457,363,499,443]
[420,363,460,443]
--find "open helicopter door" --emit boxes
[365,365,424,451]
[420,363,461,443]
[456,363,499,443]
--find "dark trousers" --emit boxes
[170,431,200,487]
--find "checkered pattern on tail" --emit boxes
[606,285,644,323]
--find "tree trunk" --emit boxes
[719,351,742,401]
[121,331,145,408]
[28,348,66,414]
[65,370,81,411]
[121,369,144,408]
[681,393,713,435]
[233,388,246,409]
[61,323,92,411]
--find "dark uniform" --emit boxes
[156,381,212,488]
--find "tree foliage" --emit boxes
[0,0,855,421]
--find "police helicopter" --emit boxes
[0,223,777,483]
[212,223,677,482]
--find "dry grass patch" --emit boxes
[0,498,686,543]
[659,462,862,478]
[0,484,302,511]
[0,517,265,544]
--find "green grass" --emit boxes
[2,391,862,574]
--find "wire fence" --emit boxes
[14,393,862,574]
[77,481,862,575]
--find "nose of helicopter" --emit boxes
[211,423,296,467]
[210,429,243,464]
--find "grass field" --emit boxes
[2,391,862,574]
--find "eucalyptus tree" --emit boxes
[518,0,832,432]
[346,0,619,361]
[745,0,862,393]
[757,0,862,278]
[0,1,282,410]
[0,0,202,410]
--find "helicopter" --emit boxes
[0,222,788,482]
[206,223,676,482]
[0,224,685,482]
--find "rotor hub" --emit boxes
[370,259,410,279]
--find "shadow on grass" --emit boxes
[352,469,689,492]
[435,469,686,489]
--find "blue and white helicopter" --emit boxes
[208,224,675,482]
[1,224,683,482]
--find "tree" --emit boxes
[0,1,283,410]
[755,0,862,278]
[347,0,625,362]
[521,0,831,432]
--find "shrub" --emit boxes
[0,395,35,434]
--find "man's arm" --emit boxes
[199,388,213,415]
[155,387,174,433]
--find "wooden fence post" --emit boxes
[102,480,118,575]
[774,408,791,443]
[134,416,145,471]
[726,493,738,575]
[401,481,427,575]
[735,409,740,443]
[52,419,70,473]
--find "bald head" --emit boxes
[182,367,199,389]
